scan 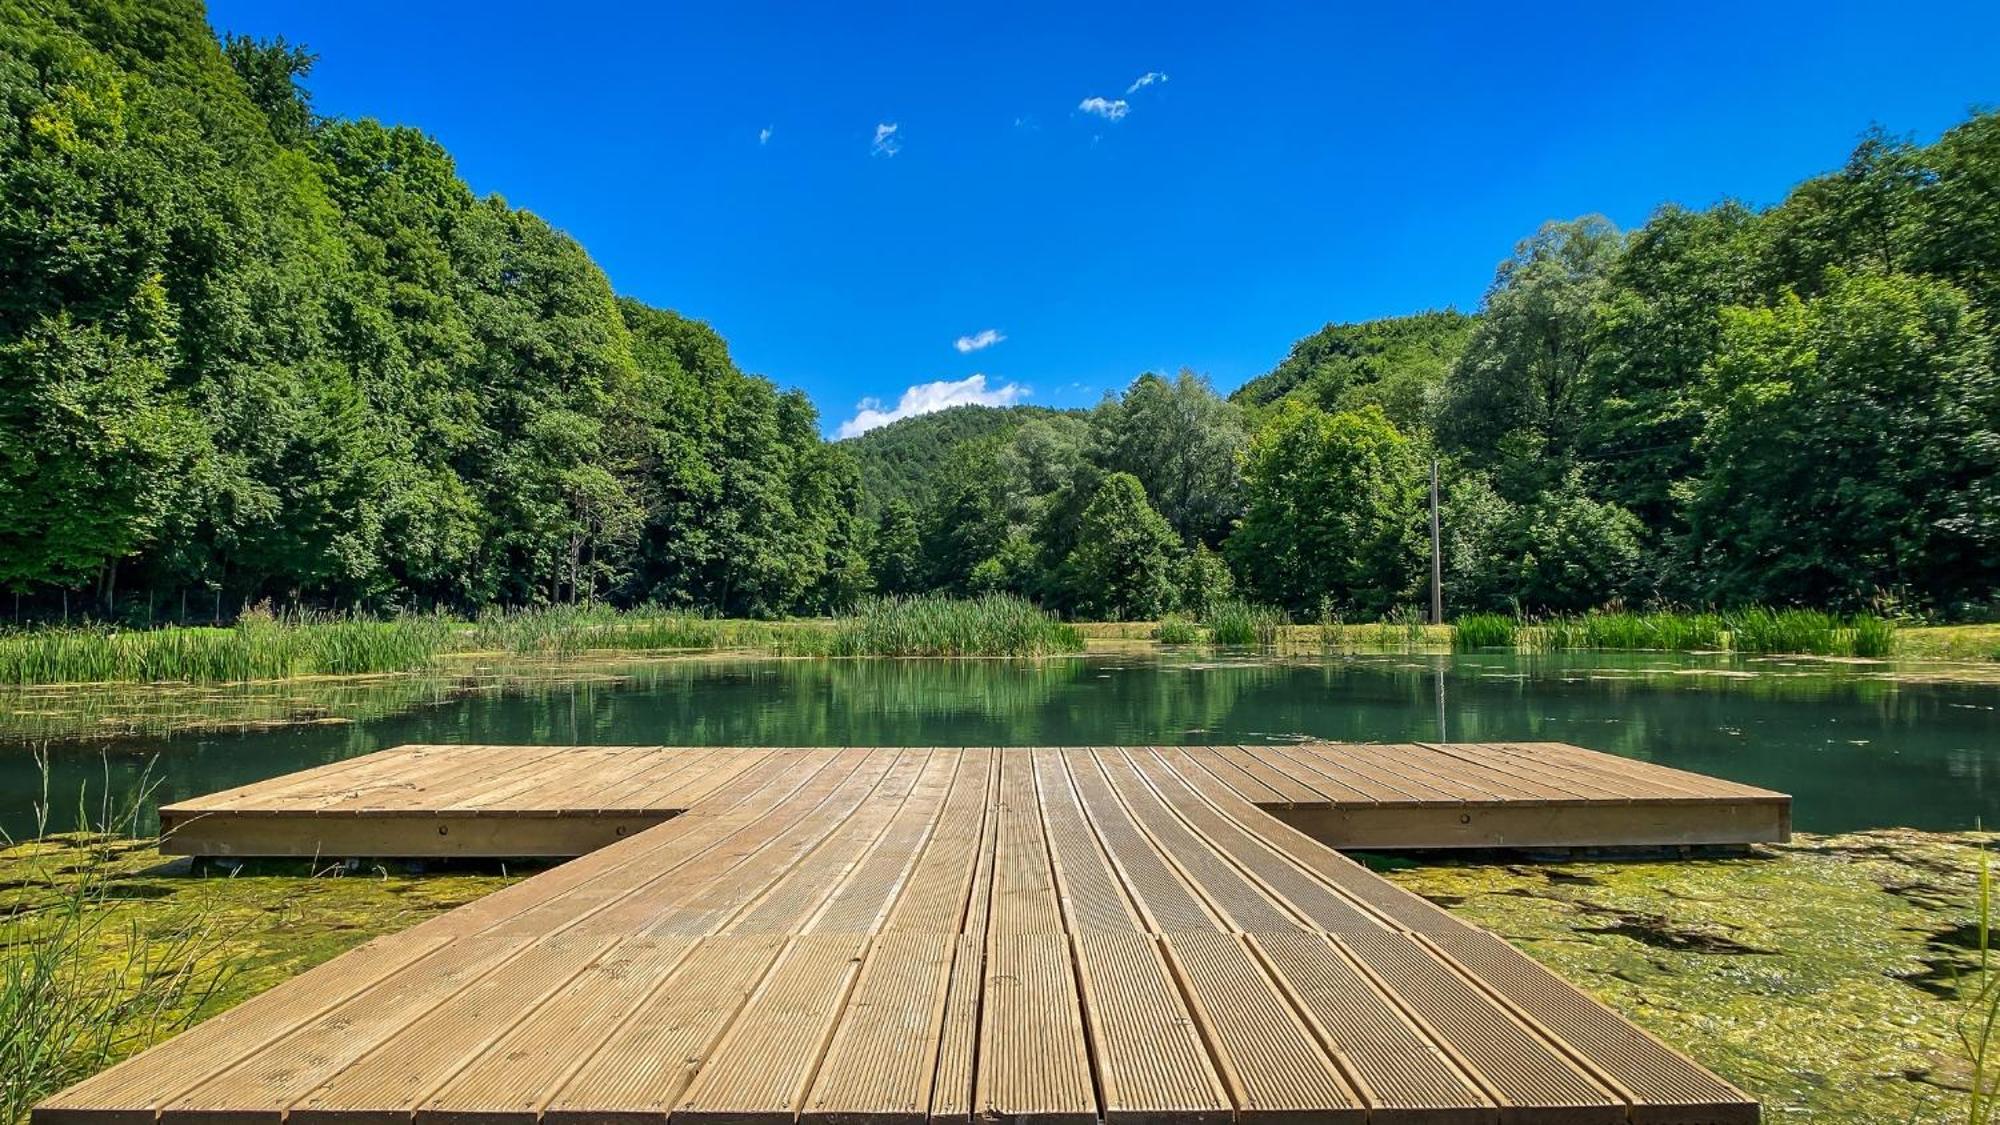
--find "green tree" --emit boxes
[1438,216,1625,497]
[1092,370,1245,545]
[1060,473,1180,620]
[1229,403,1424,615]
[869,501,923,596]
[1688,270,1999,607]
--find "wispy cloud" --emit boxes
[837,374,1028,438]
[758,125,772,145]
[1078,96,1129,121]
[871,122,901,157]
[953,328,1005,354]
[1125,71,1169,94]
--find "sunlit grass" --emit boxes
[1205,601,1288,647]
[1,763,232,1125]
[1455,608,1901,657]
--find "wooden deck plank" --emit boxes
[1086,749,1302,933]
[1410,743,1629,803]
[157,934,531,1125]
[1335,930,1626,1122]
[1161,932,1366,1123]
[1169,746,1292,807]
[722,750,931,935]
[1147,747,1478,938]
[1424,931,1757,1124]
[1326,743,1564,804]
[925,755,1000,1125]
[1071,931,1231,1124]
[808,750,961,934]
[676,934,871,1125]
[1061,750,1221,933]
[988,750,1066,934]
[1210,745,1346,807]
[1264,743,1453,806]
[1119,749,1388,935]
[415,936,702,1125]
[975,933,1096,1125]
[804,932,956,1125]
[284,937,619,1125]
[49,744,1777,1125]
[1031,748,1143,933]
[1247,931,1495,1124]
[540,935,789,1125]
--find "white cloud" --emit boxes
[758,125,772,145]
[837,374,1028,438]
[1126,71,1169,94]
[871,122,901,157]
[1078,96,1128,121]
[953,328,1005,354]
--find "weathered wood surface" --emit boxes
[157,741,1789,857]
[43,746,1770,1125]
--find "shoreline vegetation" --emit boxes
[0,597,1989,689]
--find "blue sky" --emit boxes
[208,1,1998,438]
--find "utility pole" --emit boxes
[1429,458,1443,626]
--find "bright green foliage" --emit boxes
[1173,543,1234,620]
[868,501,924,596]
[1204,600,1287,646]
[842,405,1085,518]
[1232,311,1473,433]
[1230,403,1424,615]
[1512,471,1647,611]
[1060,473,1181,621]
[1437,216,1626,497]
[1450,613,1516,649]
[0,1,861,619]
[1090,370,1246,545]
[1688,271,1998,608]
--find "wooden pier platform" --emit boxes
[156,742,1790,858]
[41,746,1782,1125]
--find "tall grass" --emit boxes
[1959,832,2000,1124]
[1451,613,1517,650]
[0,608,449,686]
[1153,616,1202,645]
[1206,601,1287,647]
[2,762,232,1125]
[1499,608,1898,657]
[797,594,1084,657]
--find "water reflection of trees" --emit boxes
[8,652,1997,838]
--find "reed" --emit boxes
[1,762,232,1125]
[1153,616,1202,645]
[1451,613,1517,650]
[800,594,1085,657]
[1512,608,1897,657]
[1206,601,1288,647]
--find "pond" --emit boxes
[2,650,1996,839]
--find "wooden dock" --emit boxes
[41,745,1783,1125]
[156,742,1790,857]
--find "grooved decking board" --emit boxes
[47,746,1775,1125]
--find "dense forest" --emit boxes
[1,0,864,619]
[4,0,1997,623]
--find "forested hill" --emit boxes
[0,0,865,617]
[841,405,1084,517]
[1229,310,1474,430]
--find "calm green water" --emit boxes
[3,651,1996,838]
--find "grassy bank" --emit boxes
[0,596,1083,687]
